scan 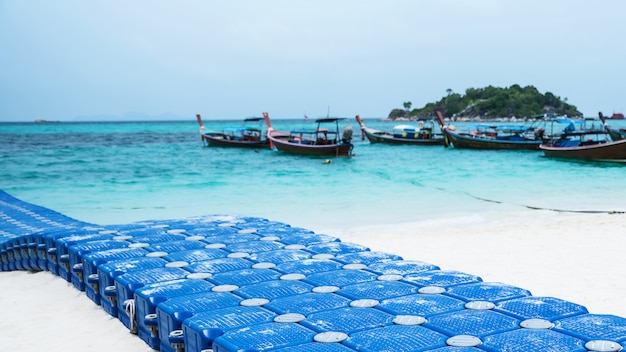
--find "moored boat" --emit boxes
[263,112,355,157]
[437,111,546,150]
[355,115,445,145]
[196,114,270,148]
[540,118,626,161]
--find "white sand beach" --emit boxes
[335,210,626,318]
[1,210,625,352]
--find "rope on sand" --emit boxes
[124,299,137,334]
[465,192,625,215]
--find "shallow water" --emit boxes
[1,118,625,235]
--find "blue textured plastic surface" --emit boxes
[156,291,245,352]
[145,239,207,254]
[41,229,94,260]
[25,234,43,270]
[211,267,281,286]
[82,247,150,304]
[14,234,37,270]
[334,250,402,265]
[343,324,448,351]
[424,347,485,352]
[98,256,168,317]
[445,281,532,303]
[424,309,520,337]
[212,322,316,352]
[3,189,626,352]
[81,246,150,281]
[338,280,419,300]
[223,240,284,254]
[367,259,440,275]
[270,342,355,352]
[304,269,378,287]
[65,240,131,289]
[274,258,343,275]
[235,279,313,300]
[125,232,187,245]
[249,249,312,264]
[55,232,117,261]
[302,306,395,333]
[378,293,466,317]
[184,256,253,274]
[203,232,260,244]
[48,233,93,275]
[275,232,338,245]
[306,241,369,255]
[0,191,87,236]
[264,292,351,315]
[134,278,215,349]
[44,229,103,271]
[404,269,483,288]
[246,220,293,232]
[182,306,277,352]
[162,247,228,264]
[553,314,626,341]
[114,266,191,329]
[494,296,589,321]
[480,329,587,352]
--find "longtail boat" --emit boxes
[196,114,270,148]
[436,111,546,150]
[355,115,445,145]
[540,117,626,162]
[263,112,354,157]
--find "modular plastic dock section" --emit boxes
[2,189,626,352]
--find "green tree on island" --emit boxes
[389,85,582,120]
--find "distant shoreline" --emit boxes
[385,117,544,123]
[383,115,613,123]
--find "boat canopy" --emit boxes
[500,126,529,132]
[500,126,528,132]
[223,127,260,133]
[393,125,418,132]
[315,118,345,123]
[290,129,321,134]
[476,124,533,132]
[551,118,583,124]
[223,127,247,133]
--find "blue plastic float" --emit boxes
[2,189,626,352]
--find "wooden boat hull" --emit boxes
[540,139,626,161]
[201,133,270,149]
[268,133,353,156]
[443,128,542,150]
[362,127,444,145]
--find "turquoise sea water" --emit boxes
[1,118,625,234]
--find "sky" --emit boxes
[1,0,625,122]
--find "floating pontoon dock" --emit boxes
[1,190,625,351]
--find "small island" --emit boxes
[388,84,582,122]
